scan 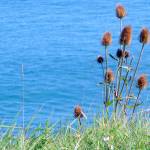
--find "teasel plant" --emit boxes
[125,28,150,108]
[116,4,126,33]
[101,32,112,115]
[74,105,86,127]
[97,4,149,119]
[131,74,148,117]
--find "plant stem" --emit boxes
[105,46,109,114]
[119,57,133,96]
[125,44,145,107]
[131,89,141,118]
[78,117,81,126]
[115,45,125,114]
[21,64,25,150]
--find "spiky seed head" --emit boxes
[116,49,125,58]
[137,74,148,90]
[124,50,130,58]
[139,28,150,44]
[97,55,104,64]
[105,69,114,83]
[101,32,112,46]
[120,26,132,45]
[74,105,83,118]
[116,4,126,19]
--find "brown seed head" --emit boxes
[97,55,104,64]
[105,69,114,83]
[74,105,83,118]
[120,26,132,45]
[137,74,148,90]
[139,28,150,44]
[116,49,125,58]
[101,32,112,46]
[124,50,130,58]
[116,4,126,19]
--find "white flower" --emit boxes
[103,136,110,142]
[110,145,114,150]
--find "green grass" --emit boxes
[0,116,149,150]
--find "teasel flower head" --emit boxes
[139,28,150,44]
[137,74,148,90]
[105,69,114,83]
[74,105,84,118]
[101,32,112,46]
[120,26,132,45]
[97,55,104,64]
[124,50,130,58]
[116,4,126,19]
[116,49,124,58]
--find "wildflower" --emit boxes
[137,74,148,90]
[103,136,110,142]
[105,69,114,83]
[101,32,112,46]
[120,26,132,45]
[74,106,87,119]
[116,49,124,58]
[116,4,126,19]
[110,145,114,150]
[97,55,104,64]
[139,28,150,44]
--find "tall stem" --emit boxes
[131,89,141,117]
[125,44,145,105]
[21,64,25,150]
[105,46,109,114]
[119,57,133,96]
[115,45,125,114]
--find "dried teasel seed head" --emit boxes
[137,74,148,90]
[116,4,126,19]
[74,105,83,118]
[139,28,150,44]
[116,49,125,58]
[105,69,114,83]
[97,55,104,64]
[101,32,112,46]
[124,50,130,58]
[120,26,132,45]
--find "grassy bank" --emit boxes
[0,116,149,150]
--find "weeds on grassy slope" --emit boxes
[97,4,149,119]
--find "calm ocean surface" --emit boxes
[0,0,150,126]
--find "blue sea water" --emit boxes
[0,0,150,127]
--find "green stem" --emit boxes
[131,89,141,118]
[125,43,145,107]
[115,45,126,114]
[119,57,133,96]
[105,46,109,114]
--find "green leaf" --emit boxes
[120,76,128,85]
[109,53,118,61]
[105,100,113,107]
[126,102,143,109]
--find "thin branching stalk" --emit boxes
[131,89,141,117]
[120,19,122,33]
[78,117,81,126]
[21,64,25,150]
[119,57,133,96]
[115,45,126,114]
[125,43,145,106]
[105,46,109,114]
